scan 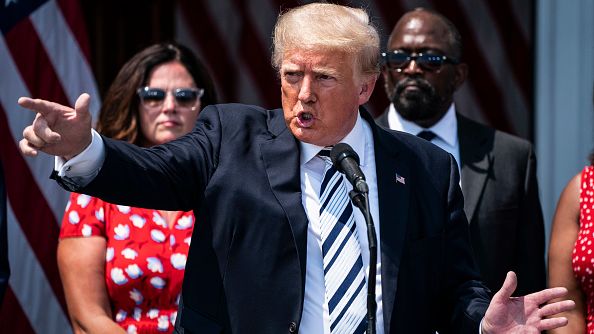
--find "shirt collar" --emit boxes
[300,112,367,166]
[389,102,458,147]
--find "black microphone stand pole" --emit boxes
[349,189,377,334]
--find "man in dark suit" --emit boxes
[376,8,546,296]
[18,3,571,334]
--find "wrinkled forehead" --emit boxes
[389,14,452,52]
[280,47,358,75]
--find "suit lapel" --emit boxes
[458,113,494,222]
[365,112,410,334]
[259,110,309,293]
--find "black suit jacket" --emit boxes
[70,104,490,333]
[376,109,546,295]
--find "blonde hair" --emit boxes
[272,3,380,76]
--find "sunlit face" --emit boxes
[280,49,376,147]
[139,61,200,146]
[382,12,465,128]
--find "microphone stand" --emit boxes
[349,189,377,334]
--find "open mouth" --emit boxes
[297,112,314,127]
[299,113,312,121]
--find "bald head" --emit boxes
[389,8,462,60]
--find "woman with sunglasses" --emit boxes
[57,43,217,333]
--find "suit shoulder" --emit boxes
[458,114,534,152]
[200,104,284,127]
[205,103,272,117]
[380,127,453,165]
[198,104,288,141]
[492,128,534,152]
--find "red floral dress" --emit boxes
[574,165,594,333]
[60,193,194,333]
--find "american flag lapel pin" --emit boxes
[395,173,406,185]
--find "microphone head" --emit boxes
[330,143,360,172]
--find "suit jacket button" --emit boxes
[289,321,297,333]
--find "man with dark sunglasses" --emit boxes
[376,8,546,297]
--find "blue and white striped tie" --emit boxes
[318,149,367,333]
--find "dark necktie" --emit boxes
[317,147,367,333]
[417,130,436,142]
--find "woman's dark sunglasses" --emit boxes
[381,51,459,72]
[137,87,204,110]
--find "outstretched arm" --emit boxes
[19,93,92,160]
[481,271,575,333]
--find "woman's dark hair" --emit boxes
[96,43,217,145]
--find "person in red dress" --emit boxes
[58,43,217,334]
[549,87,594,334]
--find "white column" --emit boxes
[536,0,594,251]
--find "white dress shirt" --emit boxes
[55,129,104,183]
[298,113,383,334]
[387,102,461,174]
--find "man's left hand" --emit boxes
[481,271,575,333]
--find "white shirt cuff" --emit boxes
[54,129,105,187]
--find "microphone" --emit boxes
[330,143,369,193]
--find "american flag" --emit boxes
[395,173,406,185]
[0,0,99,332]
[0,0,533,332]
